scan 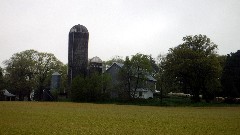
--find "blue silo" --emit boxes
[51,72,61,89]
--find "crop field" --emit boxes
[0,102,239,135]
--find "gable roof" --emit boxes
[115,62,124,68]
[1,89,16,97]
[146,75,157,82]
[106,62,124,72]
[106,62,157,82]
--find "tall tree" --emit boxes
[34,52,64,100]
[162,35,221,102]
[119,53,153,99]
[155,54,174,101]
[4,50,65,101]
[104,55,124,66]
[149,55,159,76]
[221,50,240,98]
[4,50,38,100]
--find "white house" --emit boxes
[135,88,153,99]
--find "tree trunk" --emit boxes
[192,87,200,102]
[133,66,140,99]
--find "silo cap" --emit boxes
[90,56,102,63]
[69,24,88,33]
[52,72,61,76]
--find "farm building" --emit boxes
[106,62,157,99]
[0,89,16,101]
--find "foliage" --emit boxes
[161,35,221,102]
[0,67,5,90]
[0,102,240,135]
[104,55,124,66]
[119,53,153,99]
[3,50,65,101]
[149,55,159,76]
[155,54,176,96]
[71,73,111,102]
[221,50,240,98]
[58,64,68,94]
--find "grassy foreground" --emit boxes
[0,102,239,135]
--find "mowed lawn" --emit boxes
[0,102,239,135]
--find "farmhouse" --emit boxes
[106,62,157,99]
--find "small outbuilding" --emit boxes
[0,89,16,101]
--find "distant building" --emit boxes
[68,24,89,85]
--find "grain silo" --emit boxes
[89,56,103,74]
[68,24,89,85]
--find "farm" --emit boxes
[0,102,239,135]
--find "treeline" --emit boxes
[0,34,239,103]
[70,34,240,103]
[0,50,67,101]
[156,35,239,103]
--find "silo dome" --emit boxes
[69,24,88,33]
[90,56,102,63]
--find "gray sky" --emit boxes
[0,0,240,66]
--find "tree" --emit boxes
[104,55,124,66]
[71,75,87,102]
[162,35,221,102]
[58,64,68,94]
[155,54,173,101]
[221,50,240,98]
[4,50,37,100]
[149,55,159,76]
[71,72,111,102]
[0,67,5,90]
[119,53,153,99]
[34,52,64,100]
[4,50,65,101]
[119,56,132,99]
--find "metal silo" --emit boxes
[51,72,61,89]
[89,56,103,75]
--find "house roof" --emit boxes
[1,89,16,97]
[106,62,123,72]
[108,62,123,68]
[107,62,157,82]
[115,62,124,68]
[146,75,157,82]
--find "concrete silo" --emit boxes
[68,24,89,85]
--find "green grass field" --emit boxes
[0,102,239,135]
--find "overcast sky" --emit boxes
[0,0,240,66]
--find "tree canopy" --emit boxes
[221,50,240,98]
[0,67,5,90]
[4,49,65,101]
[71,73,111,102]
[161,35,221,102]
[119,53,153,99]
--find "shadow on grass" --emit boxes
[57,96,240,107]
[92,97,240,107]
